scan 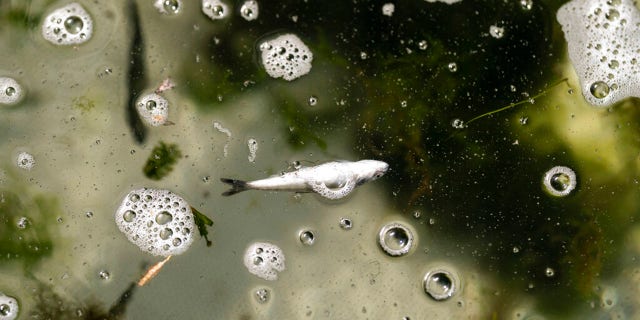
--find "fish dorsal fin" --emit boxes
[309,178,356,199]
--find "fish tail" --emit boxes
[220,178,249,196]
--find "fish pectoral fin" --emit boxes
[309,179,356,199]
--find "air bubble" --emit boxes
[447,62,458,72]
[0,293,19,320]
[85,211,94,218]
[136,93,169,126]
[42,3,93,45]
[16,152,35,170]
[299,230,316,246]
[545,267,555,277]
[257,33,313,81]
[247,138,258,162]
[254,287,271,304]
[520,0,533,10]
[123,210,136,222]
[159,228,173,240]
[542,166,577,197]
[489,25,505,39]
[451,119,465,129]
[418,40,428,50]
[202,0,230,20]
[378,222,414,256]
[0,77,24,105]
[154,0,181,15]
[339,218,353,230]
[423,269,459,301]
[98,270,110,280]
[243,242,286,281]
[589,81,610,99]
[16,217,29,229]
[308,95,318,106]
[155,211,173,225]
[240,0,259,21]
[382,3,395,16]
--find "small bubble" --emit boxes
[378,222,414,256]
[519,117,528,125]
[447,62,458,72]
[145,100,157,110]
[17,216,29,229]
[129,193,140,202]
[512,246,520,253]
[308,95,318,106]
[360,51,368,60]
[85,211,94,218]
[0,304,10,316]
[63,16,84,34]
[299,230,315,246]
[159,228,173,240]
[608,60,619,69]
[163,0,181,14]
[155,211,173,225]
[489,25,505,39]
[543,166,577,197]
[339,218,353,230]
[240,0,259,21]
[451,118,465,129]
[545,267,555,277]
[418,40,428,50]
[5,87,15,97]
[123,210,136,222]
[412,210,422,219]
[255,288,270,304]
[520,0,533,10]
[98,270,110,280]
[589,81,610,99]
[16,152,35,170]
[424,269,458,301]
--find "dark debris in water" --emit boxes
[192,206,214,247]
[143,141,182,181]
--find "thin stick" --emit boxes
[465,78,569,126]
[137,255,172,287]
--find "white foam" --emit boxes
[240,0,259,21]
[115,188,195,257]
[0,77,24,105]
[258,34,313,81]
[243,242,286,281]
[202,0,230,20]
[213,121,232,157]
[0,293,19,320]
[557,0,640,106]
[382,3,395,16]
[16,152,34,170]
[41,3,93,45]
[247,138,258,162]
[136,93,169,126]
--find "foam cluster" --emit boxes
[202,0,230,20]
[115,188,195,257]
[154,0,181,15]
[0,77,24,105]
[0,293,19,320]
[557,0,640,106]
[136,93,169,126]
[243,242,286,281]
[258,34,313,81]
[41,3,93,45]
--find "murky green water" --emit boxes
[2,0,640,319]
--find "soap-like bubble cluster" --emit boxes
[16,152,35,170]
[240,0,259,21]
[0,77,24,105]
[154,0,182,15]
[378,222,414,256]
[258,34,313,81]
[557,0,640,106]
[243,242,286,281]
[115,188,195,257]
[136,93,169,126]
[41,3,93,45]
[542,166,577,197]
[0,293,19,320]
[202,0,230,20]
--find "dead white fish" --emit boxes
[220,160,389,199]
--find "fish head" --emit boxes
[354,160,389,184]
